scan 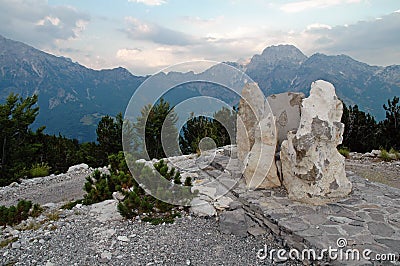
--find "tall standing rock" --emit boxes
[237,83,266,162]
[280,80,352,204]
[237,83,281,189]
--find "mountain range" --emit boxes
[0,34,399,142]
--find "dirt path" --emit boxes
[0,170,91,207]
[345,158,400,189]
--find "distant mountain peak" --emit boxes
[260,44,307,64]
[261,44,303,54]
[247,44,307,70]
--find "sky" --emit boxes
[1,0,399,75]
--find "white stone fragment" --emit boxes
[67,163,89,173]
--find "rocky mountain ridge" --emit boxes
[0,35,399,141]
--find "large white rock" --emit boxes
[280,80,352,204]
[237,83,280,189]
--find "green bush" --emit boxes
[83,170,113,205]
[380,149,393,162]
[338,147,350,158]
[153,159,185,185]
[29,162,51,178]
[184,176,192,186]
[83,152,193,224]
[0,200,42,226]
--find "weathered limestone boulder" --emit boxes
[237,83,266,162]
[237,83,281,189]
[242,113,281,188]
[267,92,304,147]
[280,80,352,204]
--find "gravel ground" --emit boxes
[0,168,303,266]
[0,206,301,266]
[0,170,90,207]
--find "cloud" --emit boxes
[0,0,90,47]
[128,0,166,6]
[306,23,332,30]
[304,12,400,53]
[261,11,397,67]
[280,0,362,13]
[123,17,198,46]
[116,48,142,59]
[115,45,200,74]
[182,16,224,27]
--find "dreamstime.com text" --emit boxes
[257,238,399,263]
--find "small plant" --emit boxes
[154,160,171,180]
[184,176,192,186]
[45,210,60,221]
[0,201,43,227]
[83,153,141,205]
[338,147,350,158]
[0,237,18,248]
[29,162,51,178]
[17,221,41,231]
[83,170,113,205]
[380,149,393,162]
[0,200,33,226]
[174,172,182,185]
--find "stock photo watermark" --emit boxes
[257,238,399,263]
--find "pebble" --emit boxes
[100,251,112,260]
[11,242,21,249]
[117,236,129,242]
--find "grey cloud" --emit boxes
[0,0,90,47]
[306,12,400,65]
[123,17,198,46]
[59,47,82,54]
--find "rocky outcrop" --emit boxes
[237,83,281,189]
[280,80,352,204]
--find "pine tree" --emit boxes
[179,107,236,154]
[96,112,123,163]
[381,96,400,150]
[341,103,378,152]
[0,93,40,185]
[133,99,178,159]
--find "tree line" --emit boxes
[0,92,398,186]
[0,93,236,186]
[341,96,400,153]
